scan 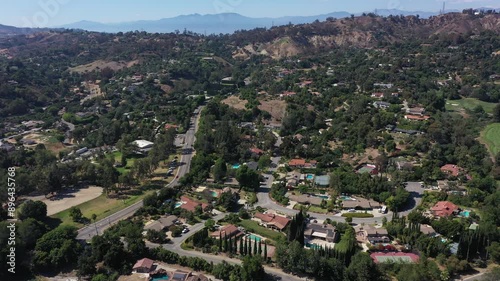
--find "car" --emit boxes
[182,228,189,234]
[348,209,356,213]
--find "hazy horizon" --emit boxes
[1,0,498,28]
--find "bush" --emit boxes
[341,213,374,218]
[18,200,47,221]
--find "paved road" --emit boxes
[61,119,75,131]
[145,212,307,281]
[77,106,203,240]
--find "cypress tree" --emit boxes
[244,238,248,255]
[248,238,252,256]
[264,241,268,261]
[224,233,228,252]
[228,235,233,253]
[253,238,258,255]
[258,240,262,255]
[219,232,222,252]
[239,238,244,255]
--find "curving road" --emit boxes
[77,106,203,240]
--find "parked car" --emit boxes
[182,228,189,234]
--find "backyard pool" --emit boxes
[151,276,169,281]
[210,191,218,197]
[306,242,321,249]
[459,210,471,217]
[313,194,329,200]
[232,164,241,169]
[247,234,262,242]
[306,174,314,180]
[340,196,356,201]
[174,202,182,208]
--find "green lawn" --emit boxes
[107,151,144,174]
[446,98,497,114]
[480,123,500,157]
[238,220,286,241]
[51,190,155,227]
[341,212,374,218]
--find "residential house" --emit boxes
[280,91,297,98]
[371,92,385,99]
[253,212,291,232]
[393,128,421,135]
[133,139,154,153]
[342,197,381,210]
[406,107,425,116]
[304,223,339,243]
[357,164,378,175]
[404,114,430,121]
[355,225,390,244]
[440,164,463,178]
[373,83,394,89]
[245,161,259,171]
[420,224,438,237]
[144,215,178,232]
[288,159,306,168]
[288,194,323,206]
[249,147,264,156]
[430,201,459,218]
[179,196,209,213]
[21,120,44,129]
[373,101,391,109]
[210,224,244,239]
[132,258,155,273]
[165,124,179,130]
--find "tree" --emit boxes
[213,158,227,183]
[33,225,82,271]
[17,200,47,221]
[263,241,268,261]
[146,229,168,244]
[77,247,96,278]
[345,216,353,224]
[69,207,84,223]
[205,219,216,231]
[493,103,500,122]
[487,242,500,263]
[241,256,265,281]
[236,165,260,192]
[345,252,381,281]
[17,218,49,249]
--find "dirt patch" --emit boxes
[23,186,103,216]
[222,96,248,110]
[68,59,139,73]
[258,99,287,122]
[159,84,173,94]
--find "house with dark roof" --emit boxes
[373,101,391,109]
[132,258,155,273]
[210,224,244,239]
[430,201,459,218]
[304,223,339,243]
[144,215,178,232]
[342,197,381,210]
[288,194,323,206]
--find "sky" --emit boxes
[1,0,498,27]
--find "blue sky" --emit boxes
[1,0,498,27]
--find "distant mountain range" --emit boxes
[55,9,466,34]
[0,24,54,38]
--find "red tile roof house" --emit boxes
[288,159,317,168]
[165,124,179,130]
[440,164,464,177]
[249,147,265,155]
[254,213,291,232]
[371,92,385,99]
[210,224,244,239]
[430,201,459,218]
[179,196,208,213]
[132,258,155,273]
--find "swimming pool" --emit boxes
[232,164,241,169]
[175,202,182,208]
[151,275,169,281]
[247,234,262,242]
[340,196,355,201]
[460,210,470,217]
[313,194,329,199]
[210,191,218,197]
[306,242,320,249]
[306,174,314,180]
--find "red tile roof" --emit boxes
[133,258,154,270]
[440,164,461,177]
[165,124,179,130]
[250,147,264,155]
[211,224,243,238]
[430,201,459,217]
[180,196,208,213]
[254,213,291,230]
[289,159,306,167]
[404,114,430,121]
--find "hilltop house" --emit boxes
[355,225,390,244]
[304,223,339,243]
[253,212,291,232]
[210,224,244,239]
[430,201,459,218]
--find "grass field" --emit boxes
[51,190,155,227]
[446,98,497,114]
[107,151,144,174]
[480,123,500,157]
[341,212,374,218]
[238,220,286,241]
